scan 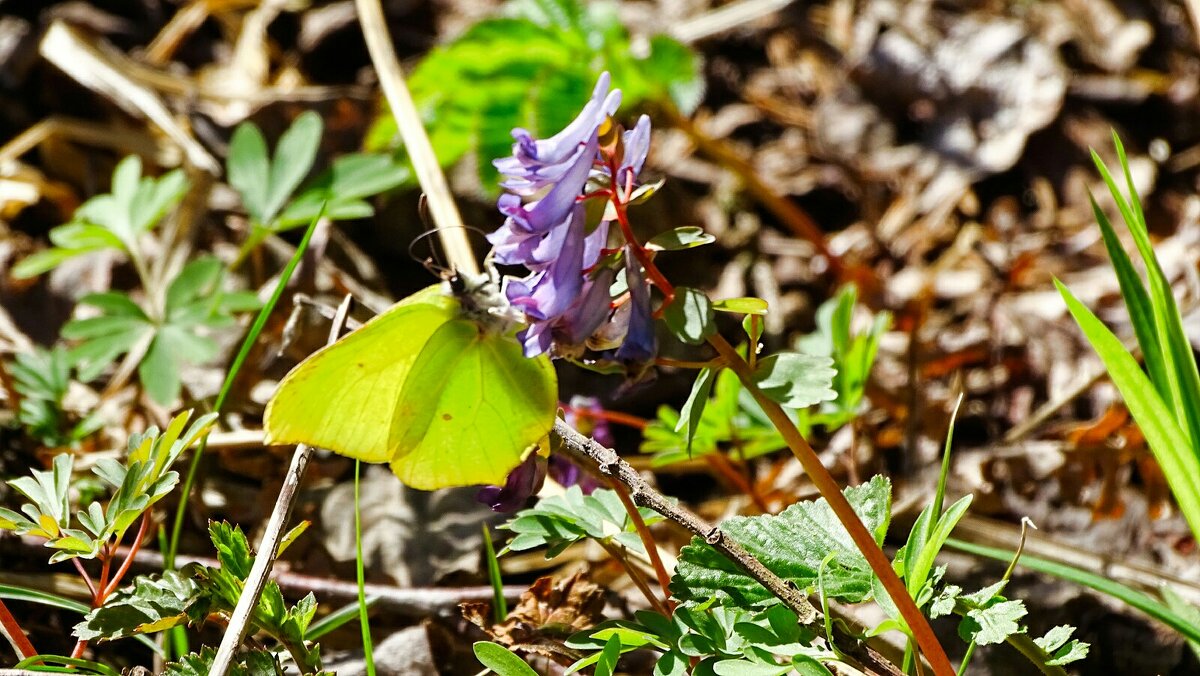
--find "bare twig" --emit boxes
[209,295,353,676]
[40,21,219,174]
[552,418,818,623]
[670,0,794,43]
[354,0,478,276]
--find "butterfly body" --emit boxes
[264,279,557,490]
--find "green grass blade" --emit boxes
[305,596,379,641]
[166,207,325,570]
[1093,141,1200,450]
[0,583,162,655]
[16,655,120,676]
[355,460,377,676]
[482,525,507,623]
[1057,279,1200,541]
[1089,192,1168,399]
[947,538,1200,646]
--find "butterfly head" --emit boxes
[448,264,524,336]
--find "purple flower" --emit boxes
[549,455,601,495]
[615,251,657,364]
[476,453,546,512]
[490,72,658,367]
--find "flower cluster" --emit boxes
[488,72,656,365]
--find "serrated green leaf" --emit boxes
[959,599,1026,646]
[163,646,282,676]
[501,486,662,558]
[672,475,891,606]
[74,571,198,640]
[209,521,253,580]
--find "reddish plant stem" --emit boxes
[709,333,954,676]
[70,515,154,660]
[598,539,671,617]
[608,478,675,611]
[705,452,769,514]
[100,514,151,602]
[656,356,721,370]
[607,163,953,676]
[0,598,37,660]
[566,404,649,430]
[72,558,98,599]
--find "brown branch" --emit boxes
[552,418,817,623]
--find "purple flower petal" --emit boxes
[615,251,657,364]
[476,453,547,512]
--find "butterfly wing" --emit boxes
[388,319,558,489]
[264,285,456,462]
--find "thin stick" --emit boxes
[597,540,670,617]
[208,295,353,676]
[354,0,478,276]
[552,418,818,623]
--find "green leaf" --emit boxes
[751,353,837,409]
[713,660,793,676]
[1056,279,1200,541]
[209,521,253,580]
[664,287,716,345]
[1162,587,1200,663]
[642,35,705,114]
[647,226,716,251]
[949,537,1200,647]
[673,475,891,605]
[959,599,1027,646]
[228,122,271,223]
[713,298,769,315]
[74,571,198,640]
[1094,136,1200,458]
[163,647,282,676]
[676,367,718,455]
[593,634,622,676]
[502,486,663,558]
[1034,625,1089,666]
[264,112,323,225]
[473,641,538,676]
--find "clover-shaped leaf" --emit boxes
[13,156,188,279]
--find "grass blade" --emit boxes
[167,209,325,569]
[483,524,507,623]
[1056,279,1200,541]
[1089,192,1168,399]
[355,460,377,676]
[1093,139,1200,450]
[0,583,162,655]
[947,538,1200,646]
[305,596,379,641]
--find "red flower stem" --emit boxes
[100,514,152,602]
[607,160,954,676]
[96,547,112,601]
[0,598,37,660]
[707,333,954,676]
[72,558,98,599]
[608,478,675,611]
[565,405,649,430]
